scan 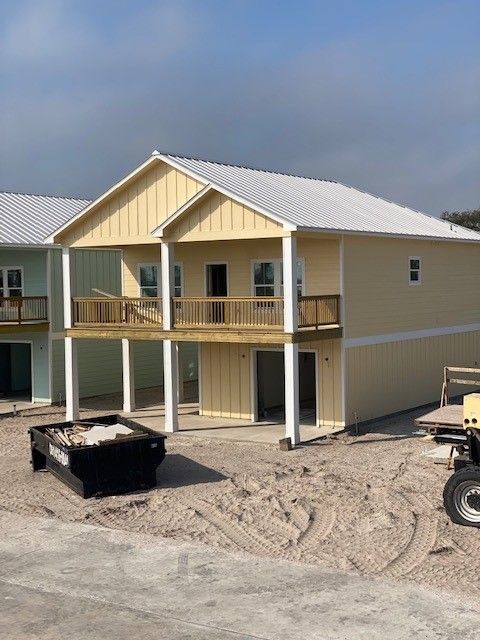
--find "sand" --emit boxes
[1,404,479,609]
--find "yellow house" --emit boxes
[48,151,480,443]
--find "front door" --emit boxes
[206,264,228,324]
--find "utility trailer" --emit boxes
[415,378,480,528]
[30,414,166,498]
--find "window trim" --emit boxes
[0,266,24,298]
[137,262,184,297]
[408,256,422,286]
[250,258,305,296]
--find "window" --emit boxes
[138,264,183,297]
[409,257,421,285]
[0,267,23,298]
[252,259,304,296]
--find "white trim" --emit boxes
[339,236,346,426]
[0,339,34,403]
[344,322,480,349]
[408,255,422,286]
[121,338,135,413]
[163,339,178,432]
[152,184,213,237]
[46,249,53,403]
[64,336,79,421]
[296,225,480,244]
[282,236,298,333]
[161,243,174,330]
[204,261,229,297]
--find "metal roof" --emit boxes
[162,154,480,242]
[0,192,90,245]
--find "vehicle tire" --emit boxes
[443,467,480,527]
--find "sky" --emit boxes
[0,0,479,215]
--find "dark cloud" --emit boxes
[1,0,479,214]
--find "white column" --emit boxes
[177,343,185,404]
[282,235,298,333]
[65,337,79,421]
[163,339,178,432]
[284,342,300,445]
[122,339,135,413]
[161,241,174,330]
[62,247,79,421]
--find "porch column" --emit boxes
[62,247,79,421]
[282,235,298,333]
[160,241,178,431]
[122,338,135,413]
[284,342,300,445]
[163,340,178,432]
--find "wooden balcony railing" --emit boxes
[172,297,285,329]
[73,297,162,326]
[298,294,340,329]
[72,294,341,331]
[0,296,48,324]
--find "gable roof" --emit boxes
[159,153,480,242]
[0,191,90,246]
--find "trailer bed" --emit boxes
[415,404,463,434]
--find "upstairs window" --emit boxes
[253,259,304,296]
[138,264,183,297]
[409,257,421,285]
[0,267,23,298]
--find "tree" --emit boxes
[441,208,480,231]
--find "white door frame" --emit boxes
[0,339,34,402]
[250,346,320,427]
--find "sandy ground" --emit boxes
[1,404,479,610]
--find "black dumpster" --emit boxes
[30,414,166,498]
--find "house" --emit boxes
[0,191,197,407]
[47,151,480,443]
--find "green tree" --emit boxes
[441,208,480,231]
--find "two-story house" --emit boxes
[0,191,197,407]
[48,152,480,444]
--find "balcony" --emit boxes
[71,295,341,343]
[0,296,48,328]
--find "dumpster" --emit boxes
[30,414,166,498]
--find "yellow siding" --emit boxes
[343,236,480,338]
[200,339,343,427]
[122,237,340,297]
[166,191,285,242]
[59,162,204,247]
[346,331,480,424]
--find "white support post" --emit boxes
[65,337,79,421]
[282,235,298,333]
[122,338,135,413]
[284,342,300,445]
[62,247,79,421]
[163,339,178,432]
[177,343,185,404]
[161,241,173,330]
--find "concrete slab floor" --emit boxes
[0,398,48,416]
[0,510,478,640]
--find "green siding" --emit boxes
[0,248,47,296]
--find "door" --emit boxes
[206,264,228,324]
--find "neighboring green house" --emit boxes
[0,192,196,405]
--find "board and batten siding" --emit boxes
[0,248,47,296]
[122,237,340,298]
[0,330,49,403]
[165,190,285,242]
[52,339,197,401]
[345,330,480,424]
[57,162,204,247]
[343,235,480,339]
[200,339,343,427]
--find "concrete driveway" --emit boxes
[0,510,478,640]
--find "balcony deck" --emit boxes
[0,297,48,333]
[69,295,342,343]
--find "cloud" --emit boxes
[0,0,478,214]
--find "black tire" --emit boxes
[443,466,480,527]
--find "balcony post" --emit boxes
[122,338,135,413]
[160,241,174,330]
[284,342,300,446]
[62,247,79,421]
[282,235,298,333]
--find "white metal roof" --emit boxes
[160,153,480,242]
[0,191,90,245]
